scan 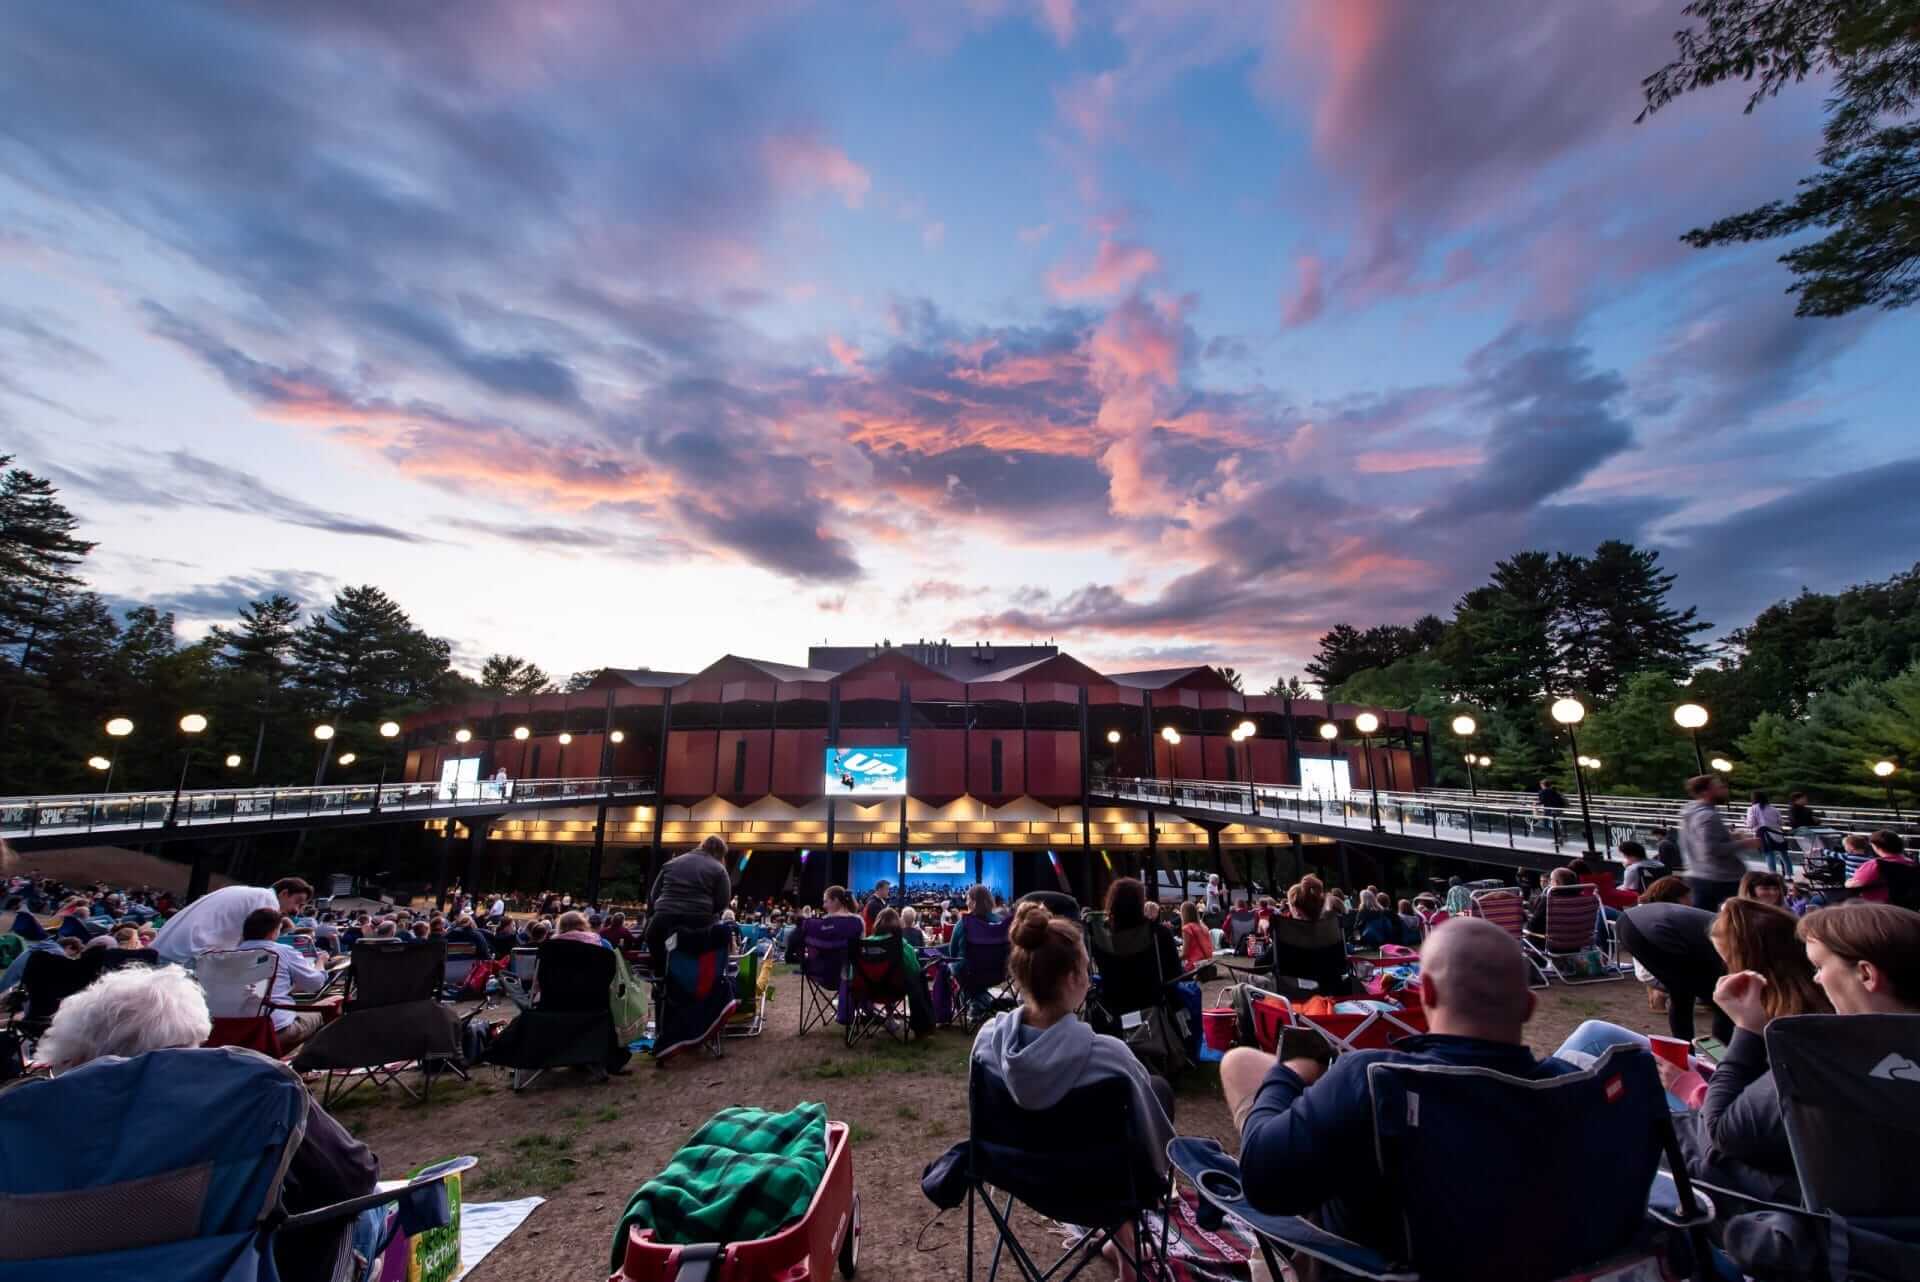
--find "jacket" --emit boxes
[1680,800,1749,883]
[972,1008,1174,1179]
[1674,1027,1800,1206]
[648,851,732,921]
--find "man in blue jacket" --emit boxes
[1220,917,1576,1254]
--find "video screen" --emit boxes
[906,851,967,876]
[823,746,908,797]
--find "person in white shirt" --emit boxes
[236,905,330,1050]
[150,877,313,966]
[1745,791,1784,839]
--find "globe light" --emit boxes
[1160,726,1181,745]
[313,724,335,742]
[1673,703,1709,730]
[1550,697,1586,726]
[609,730,625,744]
[224,753,242,768]
[513,725,531,741]
[178,713,208,734]
[88,755,111,771]
[105,717,134,738]
[1711,757,1733,773]
[454,728,473,744]
[1318,722,1339,741]
[1451,714,1476,737]
[1874,760,1897,779]
[1589,757,1602,770]
[558,732,573,745]
[1106,729,1121,744]
[336,752,357,766]
[1235,719,1256,740]
[1355,712,1380,735]
[1477,755,1492,767]
[378,720,401,738]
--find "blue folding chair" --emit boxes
[0,1045,472,1282]
[1172,1044,1713,1282]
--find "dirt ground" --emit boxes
[338,969,1662,1282]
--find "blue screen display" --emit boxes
[851,850,1013,899]
[823,745,908,796]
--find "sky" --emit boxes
[3,1,1916,690]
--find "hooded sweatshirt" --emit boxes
[971,1007,1174,1179]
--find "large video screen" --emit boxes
[906,851,967,876]
[850,849,1013,899]
[824,746,908,796]
[1299,755,1353,799]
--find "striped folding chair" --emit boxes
[1467,888,1547,989]
[1526,885,1621,985]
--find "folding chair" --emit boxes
[1244,982,1292,1054]
[291,939,463,1105]
[1264,914,1353,1003]
[651,924,738,1063]
[1225,909,1258,955]
[1466,888,1547,989]
[196,947,289,1057]
[500,946,541,1011]
[1524,884,1620,985]
[1171,1044,1714,1282]
[948,915,1016,1031]
[845,933,912,1047]
[724,939,773,1038]
[9,948,107,1051]
[793,915,862,1036]
[486,938,627,1090]
[1691,1013,1920,1279]
[441,940,480,998]
[964,1060,1172,1281]
[0,1045,472,1282]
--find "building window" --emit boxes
[732,740,749,793]
[990,739,1004,794]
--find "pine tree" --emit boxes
[1560,542,1710,698]
[0,460,96,671]
[1215,666,1245,692]
[292,586,453,719]
[478,654,555,695]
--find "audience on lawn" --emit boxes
[1618,839,1667,893]
[1737,869,1787,908]
[149,877,313,965]
[1617,895,1734,1045]
[1178,900,1213,969]
[235,906,331,1052]
[868,907,934,1036]
[643,836,732,973]
[946,883,1000,975]
[1847,830,1913,904]
[1103,876,1181,982]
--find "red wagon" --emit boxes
[610,1119,860,1282]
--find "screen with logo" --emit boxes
[823,746,909,796]
[906,850,967,876]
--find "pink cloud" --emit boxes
[827,334,864,371]
[764,134,872,208]
[1353,447,1484,474]
[1045,238,1161,300]
[1039,0,1076,44]
[1280,254,1325,328]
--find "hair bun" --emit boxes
[1009,900,1053,946]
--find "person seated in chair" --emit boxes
[1220,918,1577,1255]
[644,835,733,974]
[1847,830,1915,905]
[38,964,377,1282]
[869,907,934,1036]
[974,901,1174,1282]
[442,912,493,959]
[1104,876,1181,981]
[555,909,607,947]
[1525,867,1580,937]
[236,906,331,1053]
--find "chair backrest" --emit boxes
[849,933,910,1003]
[1366,1044,1669,1282]
[798,915,863,990]
[195,948,278,1019]
[1870,860,1920,912]
[443,940,480,986]
[1265,915,1351,997]
[509,946,541,980]
[661,923,733,1005]
[532,938,617,1013]
[97,947,161,973]
[1083,913,1166,1016]
[1227,910,1257,950]
[346,938,444,1009]
[1767,1013,1920,1218]
[954,915,1011,994]
[1245,983,1291,1054]
[1541,884,1601,953]
[1467,888,1527,940]
[967,1060,1157,1227]
[20,948,108,1023]
[0,1046,308,1268]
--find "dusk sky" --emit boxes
[4,1,1916,688]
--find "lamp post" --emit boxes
[1355,711,1385,831]
[103,716,133,792]
[1674,703,1709,775]
[557,731,572,777]
[1710,756,1733,774]
[311,723,336,787]
[372,719,400,811]
[1104,727,1121,783]
[88,754,111,775]
[166,712,208,826]
[1551,697,1598,854]
[224,753,243,769]
[1233,719,1255,783]
[1451,714,1478,796]
[1874,760,1903,819]
[1318,720,1340,799]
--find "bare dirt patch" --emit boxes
[339,972,1661,1280]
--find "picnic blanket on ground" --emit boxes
[1063,1184,1259,1282]
[609,1103,828,1264]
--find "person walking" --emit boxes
[1679,774,1758,914]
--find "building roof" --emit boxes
[699,654,839,684]
[807,640,1057,676]
[975,653,1114,685]
[1105,666,1237,691]
[587,667,696,689]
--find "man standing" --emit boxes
[151,877,313,966]
[644,836,732,971]
[1678,775,1758,914]
[236,906,330,1051]
[862,879,892,932]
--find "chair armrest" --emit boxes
[1646,1170,1718,1229]
[280,1155,477,1234]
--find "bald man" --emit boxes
[1222,918,1577,1254]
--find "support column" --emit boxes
[464,816,491,907]
[587,796,609,907]
[434,823,455,909]
[1208,827,1224,901]
[186,846,212,903]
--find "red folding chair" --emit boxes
[1245,983,1292,1054]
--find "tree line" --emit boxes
[0,457,580,796]
[1291,538,1920,807]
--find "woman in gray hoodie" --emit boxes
[971,900,1176,1277]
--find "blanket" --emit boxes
[609,1103,827,1264]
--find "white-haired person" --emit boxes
[37,964,377,1282]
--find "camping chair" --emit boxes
[1083,913,1196,1076]
[724,939,773,1038]
[197,947,291,1057]
[500,946,541,1010]
[441,940,481,997]
[291,938,462,1105]
[1264,914,1353,1003]
[1524,884,1620,985]
[1226,908,1258,955]
[1171,1044,1714,1282]
[948,915,1016,1030]
[1690,1013,1920,1280]
[1868,860,1920,912]
[486,938,626,1090]
[650,924,738,1063]
[1295,1006,1430,1054]
[1466,888,1548,989]
[0,1045,472,1282]
[845,933,913,1047]
[793,914,862,1036]
[1244,982,1292,1053]
[9,947,107,1049]
[964,1060,1172,1282]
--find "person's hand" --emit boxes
[1654,1057,1687,1094]
[1714,970,1770,1033]
[1741,836,1762,850]
[1282,1057,1327,1086]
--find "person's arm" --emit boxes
[1847,859,1882,890]
[1696,809,1758,860]
[709,862,732,916]
[1238,1054,1375,1215]
[1697,1028,1788,1165]
[281,945,330,994]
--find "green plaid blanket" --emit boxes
[610,1102,827,1261]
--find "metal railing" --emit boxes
[1422,786,1915,833]
[0,776,655,842]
